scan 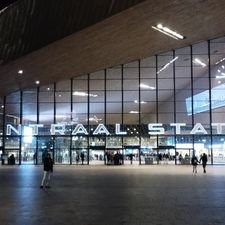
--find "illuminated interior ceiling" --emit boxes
[1,0,225,98]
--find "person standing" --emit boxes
[200,153,208,173]
[80,152,85,165]
[40,153,53,189]
[191,155,199,173]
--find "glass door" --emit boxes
[89,146,105,165]
[123,145,140,165]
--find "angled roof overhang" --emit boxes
[1,0,225,96]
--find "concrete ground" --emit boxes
[0,164,225,225]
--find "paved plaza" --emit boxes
[0,164,225,225]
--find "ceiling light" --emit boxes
[134,100,147,104]
[140,83,155,89]
[129,111,139,114]
[87,116,102,122]
[35,80,40,85]
[215,57,225,65]
[193,58,207,67]
[73,91,98,97]
[47,87,50,91]
[216,75,225,79]
[152,24,185,40]
[18,70,23,74]
[157,56,178,74]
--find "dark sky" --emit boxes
[0,0,18,10]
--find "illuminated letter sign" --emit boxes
[170,123,186,134]
[93,124,110,135]
[211,123,225,134]
[6,124,22,135]
[50,124,65,135]
[115,124,127,135]
[72,124,88,135]
[190,123,207,134]
[5,122,225,136]
[148,123,164,135]
[29,124,44,135]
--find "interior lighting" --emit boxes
[215,57,225,65]
[129,111,139,114]
[87,116,102,122]
[134,100,147,104]
[157,56,178,74]
[152,24,185,40]
[73,91,98,97]
[193,58,207,67]
[216,64,225,79]
[35,80,40,85]
[140,83,155,89]
[18,70,23,74]
[216,75,225,79]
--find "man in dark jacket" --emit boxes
[200,153,208,173]
[40,153,53,189]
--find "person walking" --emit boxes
[200,153,208,173]
[191,155,199,173]
[40,153,53,189]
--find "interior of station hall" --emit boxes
[1,0,225,166]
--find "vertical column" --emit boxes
[121,65,124,164]
[104,69,107,165]
[70,78,73,165]
[156,55,159,163]
[35,86,40,164]
[190,45,195,156]
[172,50,177,165]
[53,83,56,163]
[19,91,23,165]
[138,59,141,165]
[87,74,90,165]
[208,40,213,165]
[2,96,6,164]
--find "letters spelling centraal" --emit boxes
[6,123,225,136]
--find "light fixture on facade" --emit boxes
[215,57,225,65]
[157,56,178,74]
[216,63,225,79]
[87,115,102,122]
[140,83,155,89]
[18,70,23,74]
[193,58,207,67]
[73,91,98,97]
[134,100,147,104]
[129,111,139,114]
[152,24,185,40]
[216,75,225,79]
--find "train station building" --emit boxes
[1,0,225,165]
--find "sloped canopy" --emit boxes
[1,0,225,96]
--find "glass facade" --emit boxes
[1,36,225,165]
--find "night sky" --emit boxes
[0,0,18,10]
